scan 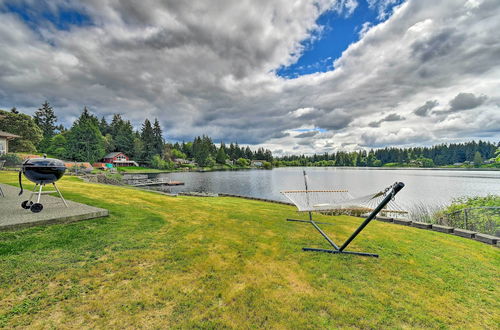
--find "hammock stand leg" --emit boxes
[291,182,405,258]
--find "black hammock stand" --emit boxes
[283,171,405,258]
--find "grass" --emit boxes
[116,166,168,173]
[0,171,498,328]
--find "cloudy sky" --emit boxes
[0,0,499,155]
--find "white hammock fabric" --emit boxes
[281,187,406,215]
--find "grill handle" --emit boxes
[18,170,23,196]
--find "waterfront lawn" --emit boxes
[116,166,167,173]
[0,171,498,328]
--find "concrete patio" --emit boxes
[0,183,108,230]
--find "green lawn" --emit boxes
[116,166,168,173]
[0,171,498,328]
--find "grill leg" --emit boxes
[36,184,43,203]
[28,184,38,203]
[53,183,68,207]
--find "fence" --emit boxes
[437,207,500,236]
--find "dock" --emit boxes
[127,178,185,187]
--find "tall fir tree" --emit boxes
[98,117,109,136]
[140,119,156,161]
[108,114,134,156]
[192,136,212,166]
[216,146,228,164]
[152,118,164,156]
[33,101,58,152]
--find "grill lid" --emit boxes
[23,155,65,168]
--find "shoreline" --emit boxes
[119,166,500,175]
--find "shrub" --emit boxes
[236,158,250,167]
[0,153,23,166]
[434,195,500,235]
[150,155,175,170]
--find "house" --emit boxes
[102,152,138,167]
[251,160,266,167]
[0,130,20,155]
[173,158,195,165]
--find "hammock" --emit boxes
[281,187,407,216]
[281,170,405,258]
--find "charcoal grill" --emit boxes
[18,155,68,213]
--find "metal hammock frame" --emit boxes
[281,171,405,258]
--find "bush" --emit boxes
[434,195,500,235]
[262,161,272,169]
[150,155,175,170]
[236,158,250,167]
[171,149,187,160]
[0,153,23,166]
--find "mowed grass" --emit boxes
[0,172,498,328]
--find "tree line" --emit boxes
[0,102,273,169]
[2,102,498,169]
[277,141,499,167]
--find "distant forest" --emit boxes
[277,141,500,168]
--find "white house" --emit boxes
[0,130,20,155]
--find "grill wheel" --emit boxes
[30,203,43,213]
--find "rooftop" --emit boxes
[0,130,20,139]
[104,152,126,158]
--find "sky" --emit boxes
[0,0,499,156]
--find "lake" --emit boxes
[123,167,500,210]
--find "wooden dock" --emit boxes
[128,178,184,187]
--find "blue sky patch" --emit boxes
[277,0,404,78]
[293,128,327,133]
[2,2,92,32]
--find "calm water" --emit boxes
[124,167,500,209]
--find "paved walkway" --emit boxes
[0,183,108,230]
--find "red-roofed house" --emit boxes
[102,152,138,167]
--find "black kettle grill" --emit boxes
[18,155,68,213]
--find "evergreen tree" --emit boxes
[110,114,122,137]
[99,117,110,135]
[245,146,253,159]
[33,101,58,152]
[140,119,156,161]
[264,149,273,162]
[66,107,105,162]
[473,151,483,166]
[192,136,213,166]
[109,114,134,155]
[115,121,135,155]
[103,133,115,153]
[132,134,144,160]
[228,143,236,160]
[152,118,164,156]
[47,133,68,159]
[216,147,228,164]
[181,141,193,159]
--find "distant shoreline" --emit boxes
[118,166,499,176]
